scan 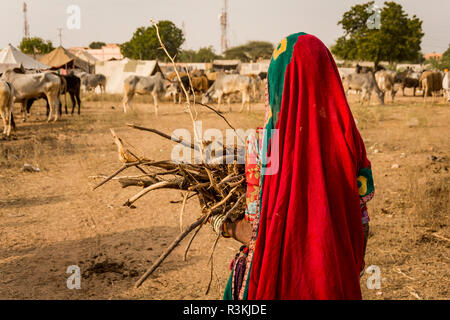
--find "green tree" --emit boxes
[19,37,54,54]
[429,44,450,70]
[178,46,220,62]
[331,1,424,67]
[89,41,106,49]
[223,41,274,62]
[120,20,184,60]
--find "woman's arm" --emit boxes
[223,219,253,247]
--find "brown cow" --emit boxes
[420,71,443,103]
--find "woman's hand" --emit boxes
[223,219,252,246]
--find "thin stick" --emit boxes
[134,216,205,288]
[430,233,450,242]
[183,223,203,261]
[179,192,189,232]
[170,192,197,204]
[393,267,415,281]
[209,185,239,212]
[208,194,245,265]
[123,180,175,207]
[205,249,215,295]
[205,194,245,294]
[126,123,199,151]
[196,102,237,131]
[92,164,127,190]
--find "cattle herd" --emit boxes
[0,64,449,138]
[342,66,450,105]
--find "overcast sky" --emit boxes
[0,0,448,54]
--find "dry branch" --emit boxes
[134,215,206,289]
[94,19,248,292]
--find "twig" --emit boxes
[123,180,178,207]
[196,102,236,131]
[209,185,239,212]
[134,215,205,288]
[205,194,245,294]
[183,223,203,262]
[170,192,197,204]
[92,164,128,190]
[393,267,415,281]
[429,233,450,242]
[126,123,199,151]
[179,192,189,232]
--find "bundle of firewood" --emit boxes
[93,124,247,290]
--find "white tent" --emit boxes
[94,58,162,93]
[0,44,49,73]
[240,60,270,76]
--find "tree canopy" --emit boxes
[120,20,184,61]
[223,41,274,62]
[19,37,54,55]
[177,46,220,62]
[428,44,450,70]
[89,41,106,49]
[331,1,424,66]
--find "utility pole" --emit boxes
[23,2,30,38]
[220,0,229,53]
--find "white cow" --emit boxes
[375,70,398,103]
[342,71,385,105]
[201,73,254,112]
[443,71,450,102]
[122,72,169,116]
[1,69,62,122]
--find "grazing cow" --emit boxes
[342,71,385,105]
[1,69,62,122]
[81,73,106,93]
[0,79,14,136]
[201,73,254,112]
[420,71,443,103]
[375,70,397,103]
[165,75,189,104]
[443,71,450,102]
[165,74,211,104]
[122,72,169,116]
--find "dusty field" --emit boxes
[0,92,448,300]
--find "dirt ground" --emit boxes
[0,92,448,300]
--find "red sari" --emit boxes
[247,34,370,300]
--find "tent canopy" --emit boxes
[212,59,241,72]
[0,44,49,73]
[40,46,92,72]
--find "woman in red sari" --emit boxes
[211,33,374,300]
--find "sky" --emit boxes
[0,0,448,54]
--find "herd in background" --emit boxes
[122,69,265,116]
[341,65,450,105]
[0,61,449,138]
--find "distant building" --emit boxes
[424,52,443,60]
[69,43,123,62]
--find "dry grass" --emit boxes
[0,94,449,300]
